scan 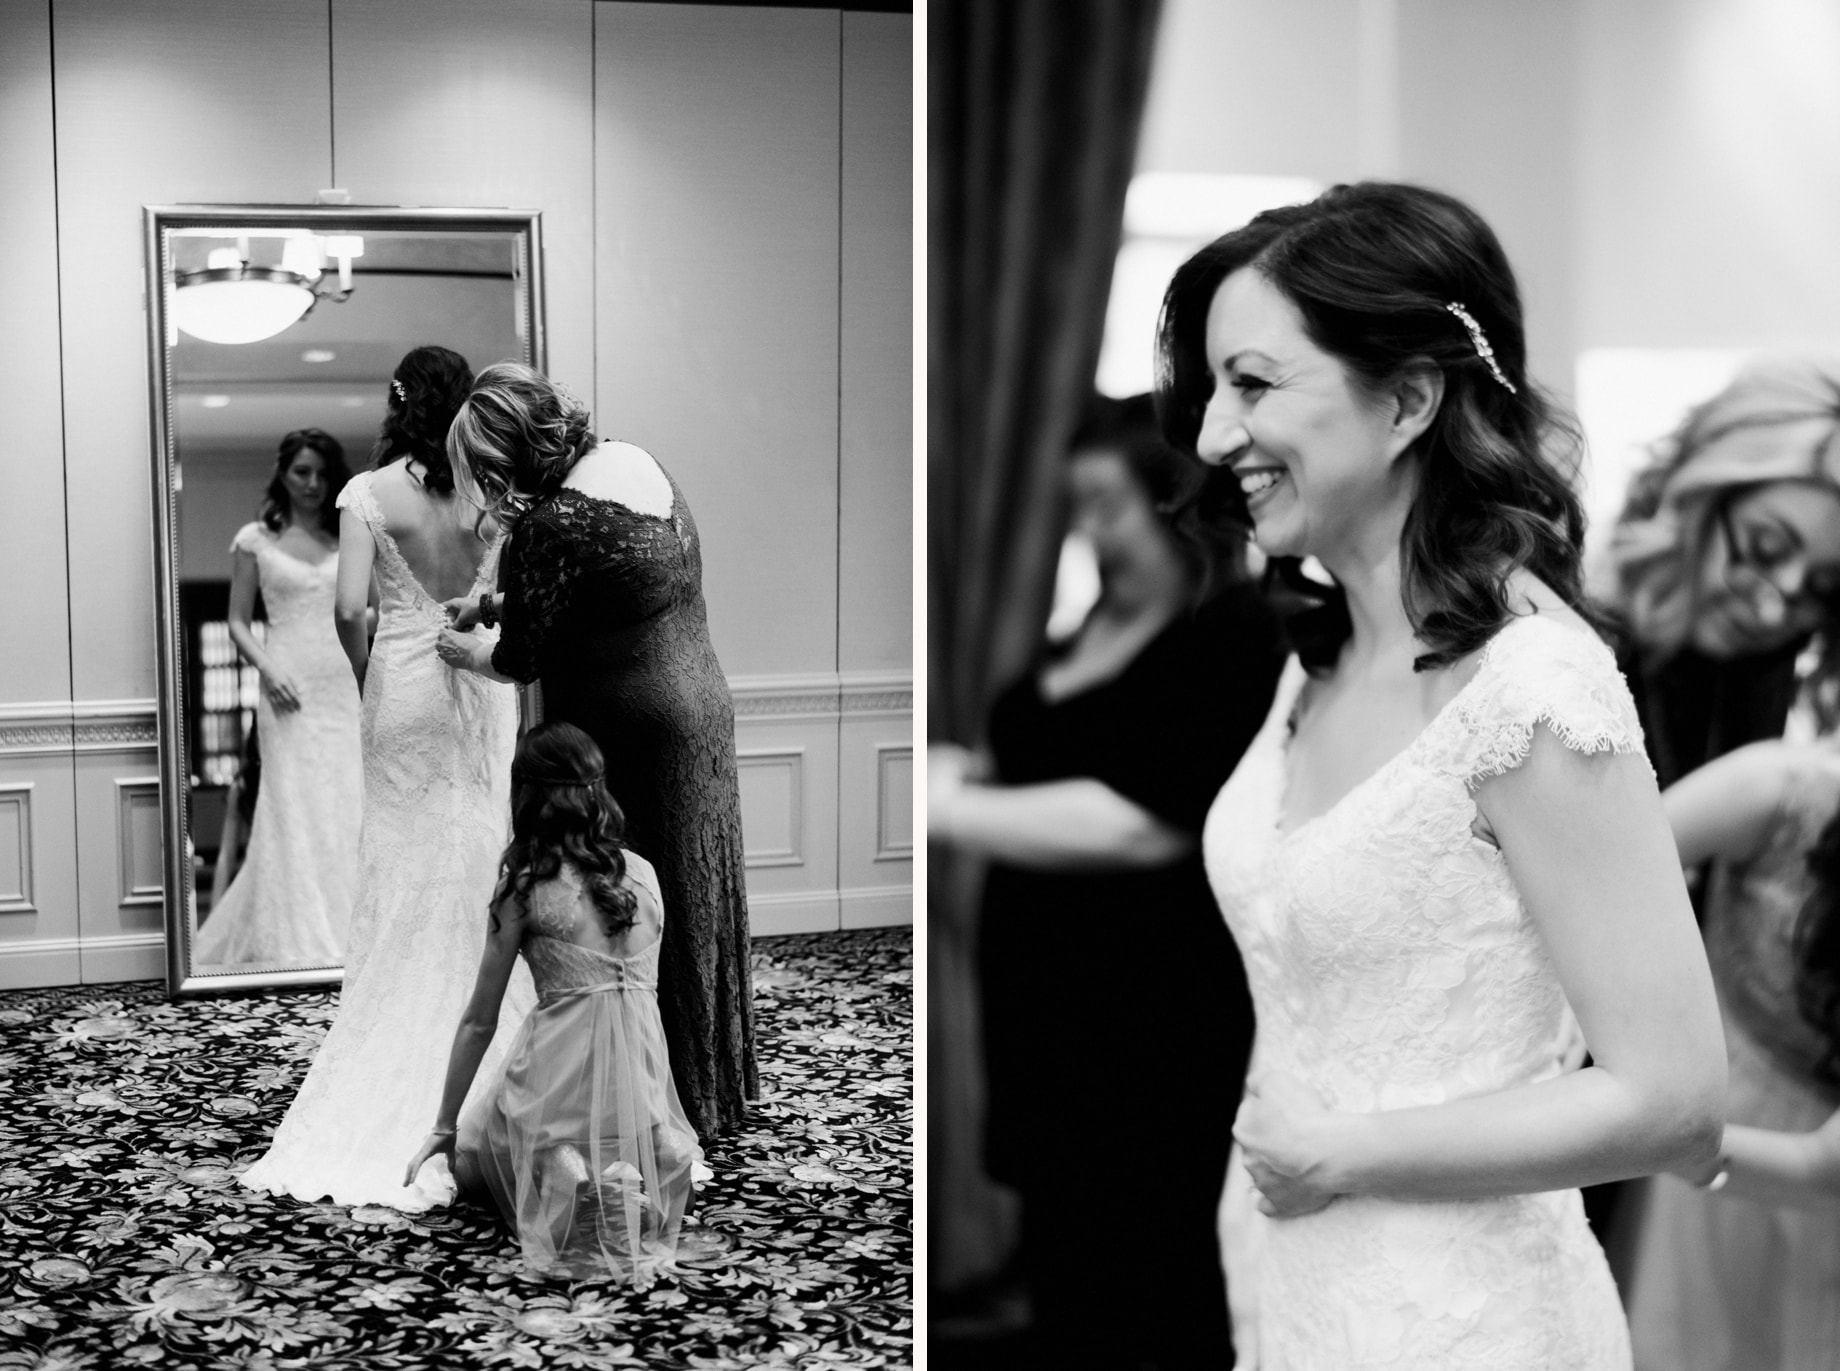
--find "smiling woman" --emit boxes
[1151,181,1726,1369]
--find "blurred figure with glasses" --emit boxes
[1608,354,1840,787]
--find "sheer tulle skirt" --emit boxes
[457,981,702,1282]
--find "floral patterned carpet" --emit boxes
[0,928,912,1370]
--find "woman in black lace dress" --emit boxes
[437,363,755,1136]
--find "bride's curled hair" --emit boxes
[1156,181,1594,672]
[492,721,637,938]
[374,345,473,495]
[447,361,596,527]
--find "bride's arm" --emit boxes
[334,509,376,691]
[1238,728,1725,1213]
[404,896,524,1184]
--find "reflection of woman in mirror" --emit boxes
[439,363,754,1138]
[194,429,362,966]
[241,346,536,1212]
[1606,355,1840,788]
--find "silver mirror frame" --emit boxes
[145,204,546,997]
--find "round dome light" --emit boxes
[172,266,316,345]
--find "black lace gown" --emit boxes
[492,467,756,1136]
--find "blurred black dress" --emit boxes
[978,584,1285,1370]
[492,468,756,1137]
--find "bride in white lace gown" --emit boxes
[241,349,536,1210]
[194,433,362,966]
[1155,183,1726,1369]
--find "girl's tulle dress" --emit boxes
[456,851,703,1282]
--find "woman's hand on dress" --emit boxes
[403,1131,456,1186]
[261,668,303,714]
[435,628,487,675]
[1234,1073,1349,1219]
[443,595,482,631]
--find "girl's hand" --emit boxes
[403,1131,456,1186]
[435,629,485,674]
[261,668,303,713]
[444,596,482,631]
[1234,1073,1349,1219]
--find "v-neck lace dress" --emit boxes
[239,470,537,1210]
[194,523,361,966]
[1203,614,1642,1369]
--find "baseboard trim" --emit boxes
[840,885,912,929]
[0,931,164,990]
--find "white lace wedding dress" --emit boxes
[194,524,362,967]
[1206,614,1637,1370]
[240,470,536,1211]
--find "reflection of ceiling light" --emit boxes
[301,349,336,363]
[172,236,361,345]
[339,397,365,408]
[201,395,231,408]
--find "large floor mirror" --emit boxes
[146,205,545,995]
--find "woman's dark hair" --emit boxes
[491,721,636,938]
[259,429,350,535]
[1068,391,1246,595]
[373,345,474,495]
[1796,806,1840,1086]
[1155,181,1592,671]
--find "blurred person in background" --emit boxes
[1625,737,1840,1370]
[930,392,1285,1370]
[1606,354,1840,787]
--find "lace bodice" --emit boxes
[523,854,664,997]
[1205,612,1641,1368]
[232,523,340,646]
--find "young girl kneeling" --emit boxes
[405,721,704,1282]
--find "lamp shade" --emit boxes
[173,266,316,345]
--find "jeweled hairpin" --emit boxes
[391,379,408,402]
[1444,302,1517,395]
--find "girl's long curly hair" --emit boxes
[1156,181,1595,672]
[1796,803,1840,1086]
[491,722,636,938]
[372,345,474,495]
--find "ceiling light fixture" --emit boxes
[172,235,362,346]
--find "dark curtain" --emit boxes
[927,0,1165,1301]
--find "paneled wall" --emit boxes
[0,0,912,987]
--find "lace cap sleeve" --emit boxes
[334,471,381,531]
[622,851,664,923]
[1437,615,1651,786]
[229,521,268,556]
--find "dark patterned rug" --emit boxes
[0,928,912,1370]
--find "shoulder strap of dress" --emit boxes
[335,470,382,532]
[623,851,664,922]
[229,521,269,556]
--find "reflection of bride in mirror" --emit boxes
[240,346,537,1211]
[194,430,362,966]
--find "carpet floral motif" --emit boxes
[0,929,911,1370]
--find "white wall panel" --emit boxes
[51,0,332,706]
[0,746,82,988]
[838,11,912,675]
[0,1,73,708]
[331,0,596,396]
[595,3,841,678]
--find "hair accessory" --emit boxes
[512,763,604,787]
[391,379,408,402]
[1444,302,1518,395]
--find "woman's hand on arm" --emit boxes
[334,509,376,692]
[404,897,524,1186]
[1675,1108,1840,1211]
[1662,741,1793,869]
[226,547,299,713]
[1238,731,1726,1213]
[927,757,1194,870]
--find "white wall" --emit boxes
[0,0,912,987]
